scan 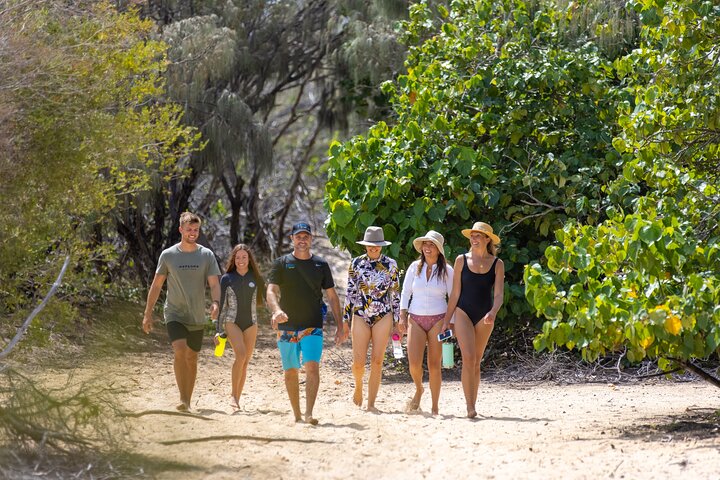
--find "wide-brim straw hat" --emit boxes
[413,230,445,256]
[461,221,501,245]
[357,226,392,246]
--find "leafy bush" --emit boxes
[326,0,624,324]
[526,0,720,366]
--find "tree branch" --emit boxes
[674,359,720,389]
[0,255,71,361]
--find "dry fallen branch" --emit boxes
[0,368,127,455]
[119,409,214,420]
[160,434,335,446]
[675,359,720,388]
[0,255,71,362]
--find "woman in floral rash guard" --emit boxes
[344,226,400,412]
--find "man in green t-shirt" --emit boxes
[142,212,221,411]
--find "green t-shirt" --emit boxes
[156,244,221,329]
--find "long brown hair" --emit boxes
[415,251,448,282]
[225,244,266,306]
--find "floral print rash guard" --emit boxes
[343,254,400,325]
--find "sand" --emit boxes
[8,239,718,478]
[98,324,720,480]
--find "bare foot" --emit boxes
[366,405,380,414]
[230,397,240,410]
[431,407,439,416]
[176,401,189,412]
[407,386,423,411]
[304,414,319,425]
[353,386,363,407]
[405,399,421,413]
[467,408,477,419]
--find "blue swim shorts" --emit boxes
[277,328,323,370]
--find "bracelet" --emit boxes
[212,300,220,306]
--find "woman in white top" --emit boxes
[398,230,453,415]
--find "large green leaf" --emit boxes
[331,199,354,228]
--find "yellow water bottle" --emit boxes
[214,333,227,357]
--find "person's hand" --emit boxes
[142,313,154,334]
[335,321,349,346]
[398,320,408,335]
[210,302,219,321]
[398,311,408,335]
[440,319,450,334]
[482,311,496,325]
[271,310,288,330]
[213,333,221,346]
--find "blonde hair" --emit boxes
[179,212,201,226]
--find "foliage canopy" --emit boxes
[326,0,624,321]
[326,0,720,369]
[526,0,720,366]
[0,1,198,336]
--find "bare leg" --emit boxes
[351,318,371,407]
[406,319,427,411]
[225,323,246,408]
[303,361,319,425]
[237,324,257,404]
[453,310,477,418]
[226,323,257,408]
[426,320,444,415]
[471,321,494,407]
[367,314,393,411]
[284,368,302,422]
[172,339,198,411]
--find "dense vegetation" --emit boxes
[1,0,718,370]
[1,0,409,342]
[326,0,719,368]
[0,1,199,338]
[525,0,720,366]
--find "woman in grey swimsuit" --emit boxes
[442,222,504,418]
[214,244,265,410]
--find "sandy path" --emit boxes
[18,240,717,478]
[80,323,719,480]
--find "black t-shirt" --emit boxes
[268,253,334,330]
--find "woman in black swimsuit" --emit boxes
[442,222,504,418]
[214,244,266,410]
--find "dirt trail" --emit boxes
[37,324,717,480]
[9,239,719,479]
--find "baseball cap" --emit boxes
[291,222,312,235]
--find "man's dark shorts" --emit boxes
[166,321,204,352]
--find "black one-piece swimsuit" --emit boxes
[456,255,498,325]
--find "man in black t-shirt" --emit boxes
[267,222,349,424]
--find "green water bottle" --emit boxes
[442,342,454,368]
[214,333,227,357]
